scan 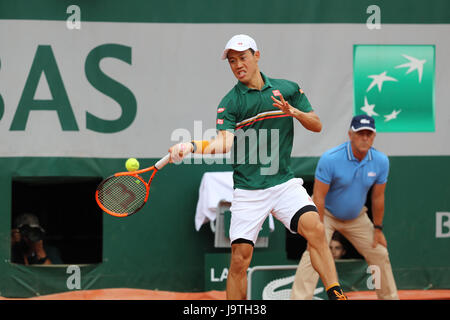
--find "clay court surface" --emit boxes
[1,289,449,300]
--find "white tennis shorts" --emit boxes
[229,178,316,245]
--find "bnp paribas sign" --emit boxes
[353,45,435,132]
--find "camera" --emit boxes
[18,225,45,243]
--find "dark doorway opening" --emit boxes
[11,176,103,265]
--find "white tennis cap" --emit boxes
[221,34,258,60]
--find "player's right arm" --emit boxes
[168,130,234,162]
[170,93,236,163]
[196,130,235,154]
[312,179,330,222]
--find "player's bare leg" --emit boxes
[226,242,253,300]
[297,211,347,300]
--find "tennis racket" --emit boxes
[95,154,170,217]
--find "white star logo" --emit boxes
[367,71,398,92]
[395,54,426,83]
[360,96,379,117]
[384,109,402,122]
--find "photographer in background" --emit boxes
[11,213,52,265]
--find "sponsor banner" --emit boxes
[247,261,372,300]
[354,45,435,132]
[205,252,372,300]
[0,21,449,157]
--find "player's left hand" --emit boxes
[372,229,387,248]
[271,94,295,116]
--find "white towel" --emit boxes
[195,172,234,231]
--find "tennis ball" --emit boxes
[125,158,140,171]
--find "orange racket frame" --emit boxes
[95,154,170,217]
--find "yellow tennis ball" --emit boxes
[125,158,139,171]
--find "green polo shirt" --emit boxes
[216,72,312,190]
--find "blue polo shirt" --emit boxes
[315,142,389,220]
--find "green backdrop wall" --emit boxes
[0,0,449,297]
[0,156,449,297]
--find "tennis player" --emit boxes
[169,34,346,300]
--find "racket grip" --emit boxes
[155,153,171,170]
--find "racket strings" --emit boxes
[97,175,148,215]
